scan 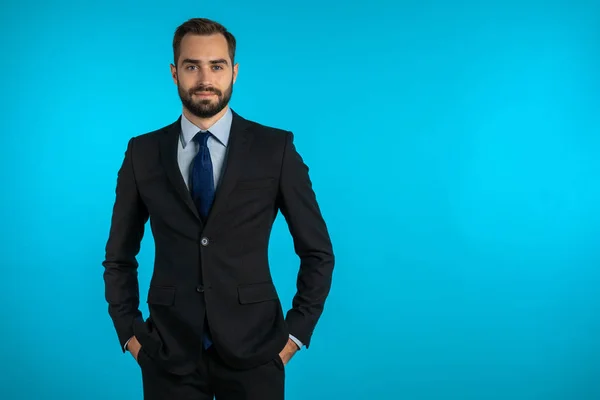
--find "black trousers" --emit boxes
[138,345,285,400]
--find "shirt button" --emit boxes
[201,237,209,246]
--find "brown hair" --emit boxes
[172,18,237,66]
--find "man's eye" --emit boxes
[186,65,198,70]
[212,65,223,70]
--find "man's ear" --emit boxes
[233,63,239,84]
[170,63,178,85]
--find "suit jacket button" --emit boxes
[201,237,209,246]
[196,286,204,293]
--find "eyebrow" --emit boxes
[181,58,229,66]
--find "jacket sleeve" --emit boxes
[276,131,335,349]
[102,137,149,352]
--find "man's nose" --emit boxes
[197,65,212,82]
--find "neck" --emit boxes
[182,106,229,130]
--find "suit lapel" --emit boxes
[205,109,253,227]
[159,117,203,223]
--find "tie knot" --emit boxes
[193,130,211,146]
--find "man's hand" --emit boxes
[278,337,300,366]
[127,336,142,362]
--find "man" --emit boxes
[102,17,335,399]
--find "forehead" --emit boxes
[178,33,230,63]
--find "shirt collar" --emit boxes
[180,107,233,148]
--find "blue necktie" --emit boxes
[190,130,214,349]
[190,131,215,221]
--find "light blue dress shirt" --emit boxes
[124,107,303,352]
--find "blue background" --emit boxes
[1,0,599,399]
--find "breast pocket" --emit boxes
[234,178,276,191]
[227,177,277,213]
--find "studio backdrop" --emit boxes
[1,0,599,399]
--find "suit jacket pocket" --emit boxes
[238,282,278,304]
[234,178,275,191]
[147,285,176,306]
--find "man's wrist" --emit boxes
[124,336,133,352]
[288,334,303,350]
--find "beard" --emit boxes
[178,76,233,118]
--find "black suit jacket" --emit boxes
[102,109,335,375]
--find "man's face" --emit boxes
[171,33,238,118]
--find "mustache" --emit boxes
[190,86,222,96]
